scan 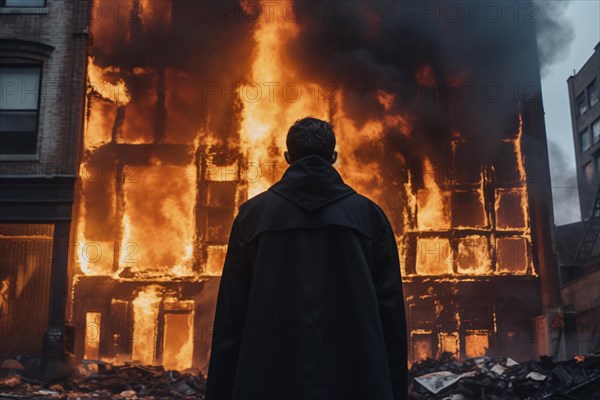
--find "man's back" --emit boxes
[205,154,408,400]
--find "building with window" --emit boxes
[557,42,600,358]
[569,42,600,220]
[0,0,89,377]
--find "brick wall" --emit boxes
[0,0,89,177]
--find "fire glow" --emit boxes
[73,0,539,370]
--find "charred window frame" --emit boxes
[580,127,592,153]
[589,79,599,108]
[0,63,42,155]
[577,93,588,117]
[408,123,534,277]
[0,0,46,7]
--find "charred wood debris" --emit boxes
[0,361,205,400]
[0,353,599,399]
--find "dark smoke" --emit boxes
[285,0,574,225]
[534,0,575,77]
[548,140,580,225]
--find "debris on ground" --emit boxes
[1,352,600,399]
[0,361,206,399]
[409,351,600,399]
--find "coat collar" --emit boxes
[268,154,356,211]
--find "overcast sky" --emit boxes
[542,0,600,225]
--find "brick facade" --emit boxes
[0,0,89,377]
[0,0,88,173]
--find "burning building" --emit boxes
[65,0,566,372]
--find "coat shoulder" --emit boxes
[236,190,278,216]
[234,190,391,243]
[349,193,394,237]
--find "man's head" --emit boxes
[284,117,338,165]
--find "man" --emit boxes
[205,117,408,400]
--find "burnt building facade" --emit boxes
[0,0,89,376]
[69,0,564,372]
[0,0,567,374]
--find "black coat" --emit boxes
[205,154,408,400]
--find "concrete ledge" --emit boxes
[0,7,48,14]
[0,154,40,162]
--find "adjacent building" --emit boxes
[0,0,89,376]
[568,42,600,221]
[556,42,600,357]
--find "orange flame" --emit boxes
[131,286,161,365]
[121,161,196,276]
[239,0,329,198]
[418,157,451,231]
[87,56,131,106]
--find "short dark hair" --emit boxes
[286,117,336,162]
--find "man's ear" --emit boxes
[284,151,292,165]
[330,151,338,164]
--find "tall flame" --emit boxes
[418,157,451,231]
[514,113,531,236]
[131,286,161,365]
[239,0,328,197]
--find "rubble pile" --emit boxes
[2,353,600,399]
[409,352,600,399]
[0,361,206,399]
